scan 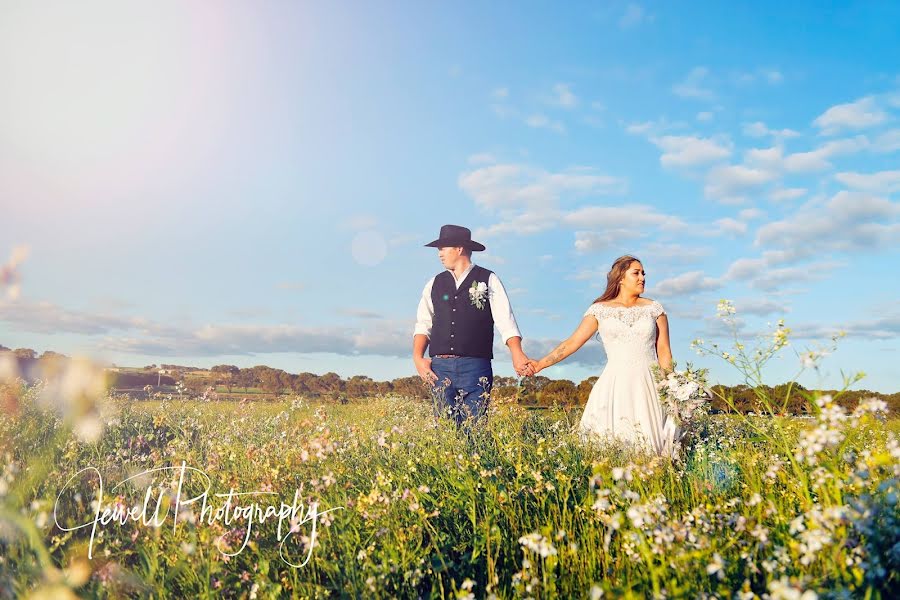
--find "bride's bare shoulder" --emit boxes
[594,298,656,307]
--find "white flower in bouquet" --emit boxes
[653,362,711,427]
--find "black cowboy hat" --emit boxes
[424,224,486,251]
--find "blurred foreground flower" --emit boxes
[1,245,29,300]
[33,356,110,443]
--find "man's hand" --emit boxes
[524,359,542,376]
[414,356,438,385]
[513,353,533,377]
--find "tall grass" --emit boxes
[1,306,898,598]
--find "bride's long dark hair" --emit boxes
[592,255,642,304]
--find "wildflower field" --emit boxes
[1,380,898,599]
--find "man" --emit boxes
[413,224,531,428]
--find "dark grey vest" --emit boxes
[429,265,494,358]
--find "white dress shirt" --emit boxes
[414,263,522,345]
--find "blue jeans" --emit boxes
[430,357,493,428]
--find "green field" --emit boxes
[2,385,898,599]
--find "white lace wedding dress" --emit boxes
[577,300,677,457]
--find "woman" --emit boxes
[526,255,676,456]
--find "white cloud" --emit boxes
[732,68,784,86]
[724,256,768,281]
[763,69,784,84]
[672,67,715,101]
[459,163,626,212]
[722,249,837,291]
[742,121,800,139]
[873,128,900,153]
[783,136,869,172]
[573,231,635,253]
[350,320,415,357]
[638,243,713,265]
[696,111,714,122]
[625,121,656,135]
[747,262,841,291]
[475,209,561,238]
[491,87,509,100]
[756,191,900,253]
[723,247,813,281]
[563,204,687,232]
[623,117,687,137]
[567,205,688,253]
[704,164,778,204]
[739,207,765,221]
[0,298,417,358]
[619,3,649,28]
[525,113,566,133]
[744,145,783,169]
[743,122,768,137]
[788,314,900,341]
[770,187,807,202]
[653,271,722,297]
[652,135,732,168]
[0,299,142,334]
[834,170,900,194]
[552,83,578,108]
[732,298,789,316]
[813,96,888,135]
[713,217,747,236]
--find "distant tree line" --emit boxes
[194,365,900,415]
[3,346,898,415]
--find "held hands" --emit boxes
[513,354,542,377]
[523,359,542,377]
[513,353,533,377]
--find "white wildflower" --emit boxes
[706,552,725,579]
[518,532,558,558]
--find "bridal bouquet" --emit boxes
[652,362,711,427]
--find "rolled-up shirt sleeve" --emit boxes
[488,273,522,344]
[413,278,435,338]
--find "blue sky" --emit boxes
[1,1,899,392]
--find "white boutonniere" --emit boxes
[469,281,488,310]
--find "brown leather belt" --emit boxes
[434,354,462,358]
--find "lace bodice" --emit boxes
[583,300,665,370]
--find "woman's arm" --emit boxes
[656,314,673,373]
[531,316,598,374]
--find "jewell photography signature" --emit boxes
[53,461,343,567]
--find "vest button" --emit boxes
[451,334,454,337]
[450,347,454,351]
[451,321,454,325]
